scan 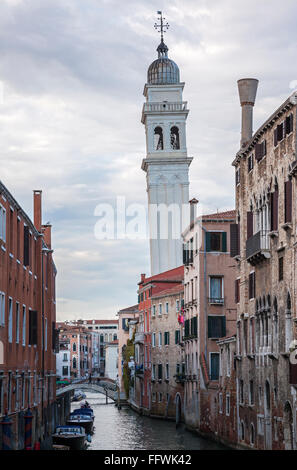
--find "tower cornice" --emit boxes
[141,156,193,172]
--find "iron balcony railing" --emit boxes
[208,297,224,305]
[246,230,270,260]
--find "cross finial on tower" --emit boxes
[154,11,169,42]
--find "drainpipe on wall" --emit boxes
[201,226,208,369]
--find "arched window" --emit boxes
[170,126,180,150]
[154,127,164,150]
[113,334,117,341]
[73,357,77,369]
[73,342,76,352]
[273,298,278,354]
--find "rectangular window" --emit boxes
[152,333,156,348]
[159,332,162,347]
[226,394,230,416]
[255,140,267,161]
[165,302,169,314]
[152,364,156,380]
[158,364,163,381]
[8,372,12,412]
[208,316,226,339]
[230,223,240,258]
[175,330,180,344]
[62,366,68,376]
[152,305,156,317]
[210,353,220,381]
[159,304,162,316]
[206,232,227,252]
[29,310,38,345]
[0,292,5,326]
[249,272,256,300]
[176,299,180,312]
[285,179,292,224]
[285,113,293,135]
[0,204,6,242]
[164,331,170,345]
[16,302,20,344]
[165,363,169,380]
[22,306,26,346]
[9,208,13,254]
[279,257,284,282]
[247,211,253,239]
[209,276,223,303]
[159,392,163,402]
[248,154,254,172]
[45,318,47,351]
[8,298,13,343]
[239,380,244,404]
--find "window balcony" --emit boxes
[246,230,270,265]
[208,297,224,305]
[134,333,145,344]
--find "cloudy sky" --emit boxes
[1,0,297,320]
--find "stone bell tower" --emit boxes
[141,12,193,276]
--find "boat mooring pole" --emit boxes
[105,389,108,404]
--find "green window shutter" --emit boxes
[222,316,226,337]
[222,232,227,252]
[206,232,211,252]
[175,330,178,344]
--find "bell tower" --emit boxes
[141,12,193,276]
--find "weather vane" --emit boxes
[154,11,169,42]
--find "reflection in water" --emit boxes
[71,393,227,451]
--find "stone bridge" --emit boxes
[56,381,118,401]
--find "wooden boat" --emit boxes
[52,425,86,450]
[67,413,93,435]
[72,408,94,421]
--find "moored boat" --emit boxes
[67,413,93,435]
[72,408,94,421]
[52,425,86,450]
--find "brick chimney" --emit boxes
[33,190,42,231]
[237,78,259,148]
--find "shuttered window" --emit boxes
[248,154,254,172]
[208,316,226,339]
[184,319,190,338]
[270,188,279,231]
[191,317,198,336]
[285,179,292,223]
[210,353,220,381]
[235,168,240,186]
[29,310,38,345]
[23,226,30,266]
[175,330,180,344]
[206,232,227,252]
[249,272,256,300]
[285,113,293,135]
[230,224,240,257]
[255,140,266,161]
[247,211,253,239]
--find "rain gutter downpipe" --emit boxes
[201,226,208,368]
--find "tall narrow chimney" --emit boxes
[33,190,42,232]
[189,198,199,229]
[237,78,259,148]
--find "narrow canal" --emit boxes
[71,392,227,450]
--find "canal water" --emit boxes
[71,392,227,450]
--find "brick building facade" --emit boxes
[0,186,57,449]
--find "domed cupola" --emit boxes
[147,39,180,85]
